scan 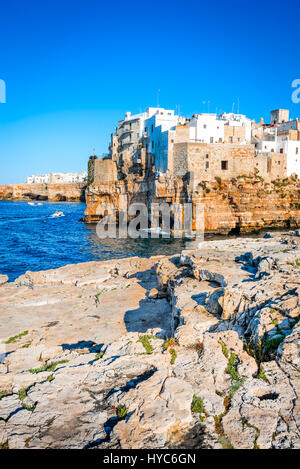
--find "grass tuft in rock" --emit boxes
[117,405,128,421]
[263,335,285,353]
[218,340,229,359]
[47,374,54,383]
[21,340,32,349]
[138,335,158,355]
[95,351,105,360]
[225,352,239,381]
[241,417,260,449]
[18,387,37,412]
[255,366,268,382]
[29,360,69,374]
[5,330,28,344]
[191,395,208,422]
[169,348,177,365]
[1,441,9,449]
[163,338,175,351]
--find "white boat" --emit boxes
[37,203,43,206]
[51,211,65,218]
[28,202,35,206]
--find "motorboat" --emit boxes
[51,211,65,218]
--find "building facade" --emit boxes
[26,172,87,184]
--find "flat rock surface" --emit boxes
[0,232,299,449]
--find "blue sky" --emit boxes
[0,0,299,183]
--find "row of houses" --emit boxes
[89,106,299,186]
[26,171,87,184]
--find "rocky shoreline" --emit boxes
[0,183,86,202]
[0,232,299,449]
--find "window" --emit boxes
[210,137,214,143]
[229,136,233,143]
[203,124,207,129]
[205,161,209,169]
[296,148,299,154]
[151,125,154,132]
[206,154,209,159]
[221,161,228,170]
[152,141,154,149]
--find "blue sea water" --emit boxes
[0,201,188,282]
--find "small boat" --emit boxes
[37,203,43,206]
[28,202,35,206]
[51,211,65,218]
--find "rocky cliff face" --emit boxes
[0,232,299,449]
[0,183,86,202]
[85,176,300,234]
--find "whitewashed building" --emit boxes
[254,110,300,177]
[26,172,87,184]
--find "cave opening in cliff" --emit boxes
[229,224,241,235]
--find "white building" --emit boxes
[26,174,50,184]
[189,114,224,143]
[254,110,300,177]
[144,108,184,173]
[26,172,87,184]
[219,112,252,143]
[189,112,252,145]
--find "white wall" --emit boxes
[189,114,224,143]
[257,137,300,177]
[145,108,180,173]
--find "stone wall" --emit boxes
[173,142,287,184]
[93,158,117,183]
[0,183,86,201]
[224,124,246,143]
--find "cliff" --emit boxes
[85,175,300,234]
[0,183,86,202]
[0,232,299,449]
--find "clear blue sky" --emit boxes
[0,0,299,183]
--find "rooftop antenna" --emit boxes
[157,89,160,108]
[203,101,205,113]
[237,98,240,114]
[207,100,210,113]
[232,102,235,114]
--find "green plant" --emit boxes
[218,340,229,359]
[225,352,239,381]
[255,367,268,382]
[18,387,36,412]
[138,335,158,355]
[5,330,28,344]
[163,337,175,351]
[47,374,54,383]
[21,340,32,349]
[29,360,69,374]
[263,335,284,353]
[1,441,9,449]
[117,405,128,420]
[295,259,300,267]
[191,394,208,421]
[169,348,177,365]
[241,418,260,449]
[95,351,104,360]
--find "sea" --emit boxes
[0,201,189,282]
